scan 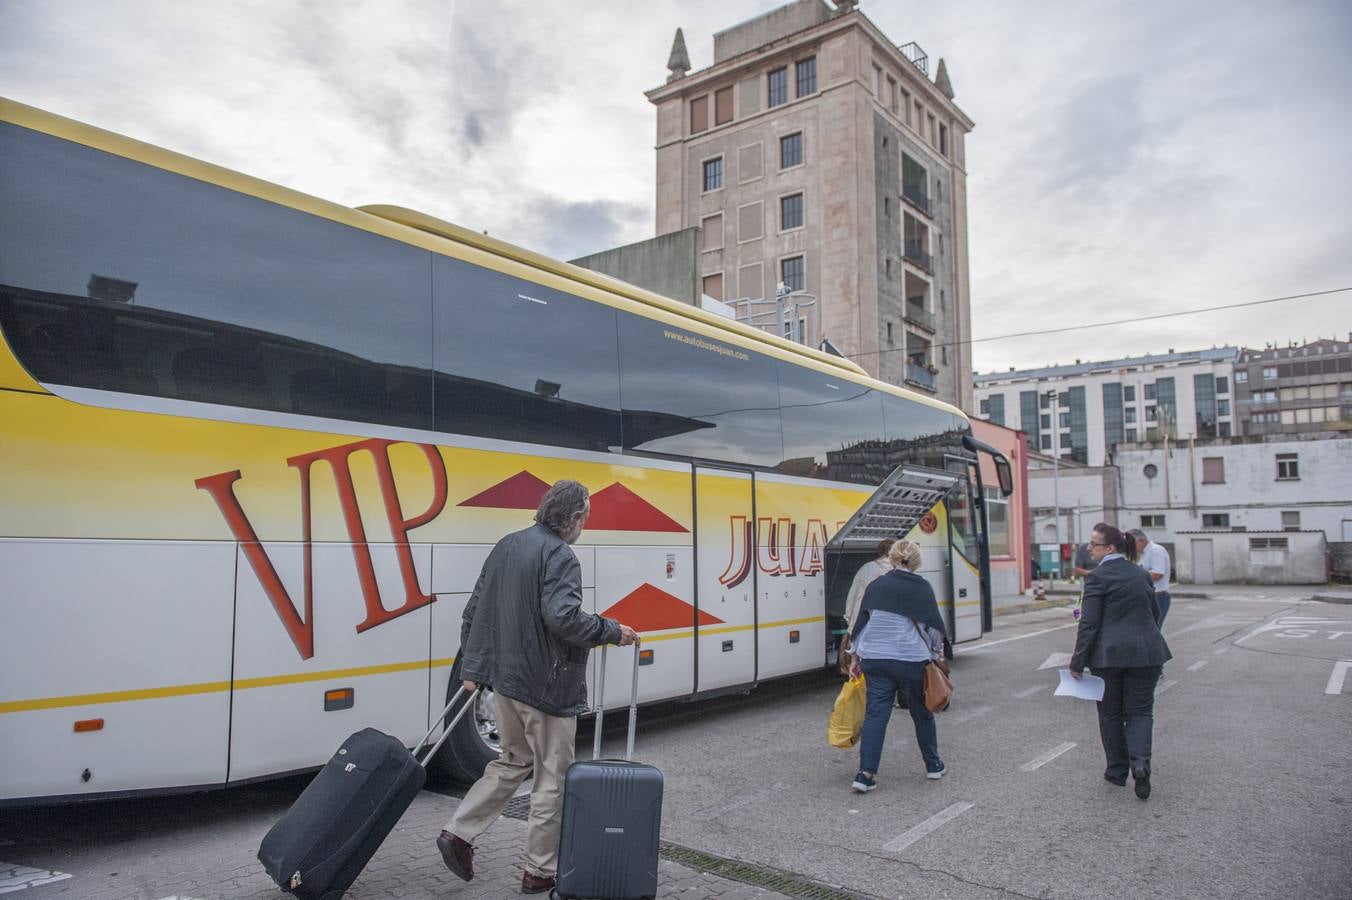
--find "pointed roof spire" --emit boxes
[935,58,955,99]
[666,28,690,83]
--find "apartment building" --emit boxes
[1233,336,1352,435]
[646,0,975,408]
[974,347,1239,467]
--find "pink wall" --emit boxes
[971,419,1031,592]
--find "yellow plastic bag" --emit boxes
[828,675,867,749]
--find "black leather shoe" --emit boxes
[1104,773,1127,787]
[1133,769,1151,800]
[521,870,556,894]
[437,830,474,881]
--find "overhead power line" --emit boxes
[849,287,1352,358]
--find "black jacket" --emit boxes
[459,523,621,716]
[1070,557,1172,672]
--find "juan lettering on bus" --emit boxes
[195,438,448,660]
[718,516,827,588]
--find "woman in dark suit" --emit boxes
[1069,522,1172,800]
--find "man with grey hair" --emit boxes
[437,479,638,895]
[1129,528,1172,626]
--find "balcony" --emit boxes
[905,362,936,391]
[903,239,933,273]
[903,302,935,332]
[898,41,929,76]
[901,183,931,217]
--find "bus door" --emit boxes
[693,466,757,693]
[825,465,961,643]
[943,455,984,644]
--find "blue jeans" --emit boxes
[1154,592,1171,626]
[858,658,942,775]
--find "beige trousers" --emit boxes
[444,693,577,878]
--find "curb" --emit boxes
[994,597,1075,617]
[1312,593,1352,605]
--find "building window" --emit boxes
[1125,428,1137,442]
[885,257,892,277]
[1141,514,1165,528]
[1218,421,1231,437]
[702,272,723,302]
[780,131,802,168]
[1124,385,1136,401]
[887,321,894,344]
[702,213,723,250]
[985,487,1011,556]
[1059,411,1070,428]
[1262,366,1278,379]
[1201,457,1225,483]
[1235,370,1249,383]
[1144,383,1157,401]
[1040,414,1051,430]
[796,56,817,97]
[939,123,948,156]
[1281,510,1301,531]
[883,196,891,218]
[780,255,804,293]
[714,86,734,126]
[1216,376,1229,394]
[702,157,723,192]
[768,67,788,107]
[886,75,898,112]
[1040,393,1050,410]
[1040,434,1051,450]
[1276,453,1299,480]
[1145,405,1157,421]
[690,95,708,134]
[1202,513,1231,529]
[780,193,804,230]
[1124,408,1137,424]
[1217,399,1230,416]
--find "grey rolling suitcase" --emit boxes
[554,646,663,900]
[258,685,482,900]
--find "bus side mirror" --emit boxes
[995,458,1014,497]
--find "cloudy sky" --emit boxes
[2,0,1349,373]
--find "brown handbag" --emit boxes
[914,621,952,712]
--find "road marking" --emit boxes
[1015,685,1044,699]
[1037,652,1072,671]
[0,864,72,894]
[1019,741,1077,772]
[1325,660,1351,696]
[1187,660,1209,672]
[882,802,974,853]
[1214,647,1228,655]
[944,704,993,726]
[1157,679,1179,695]
[957,622,1078,654]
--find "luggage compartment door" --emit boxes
[693,467,756,692]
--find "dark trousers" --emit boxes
[1154,592,1171,626]
[1094,665,1163,779]
[858,658,941,775]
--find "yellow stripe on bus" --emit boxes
[0,657,458,714]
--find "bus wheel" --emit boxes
[430,662,501,784]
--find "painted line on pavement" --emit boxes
[1157,679,1179,695]
[0,863,72,894]
[882,802,975,853]
[957,622,1077,654]
[1014,685,1044,699]
[1037,651,1072,671]
[1325,660,1351,696]
[1187,660,1209,672]
[1019,741,1077,772]
[1214,647,1228,655]
[945,704,993,726]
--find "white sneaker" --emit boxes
[926,764,946,780]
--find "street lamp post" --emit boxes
[1046,389,1062,582]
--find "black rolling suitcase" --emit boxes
[555,646,663,900]
[258,685,482,900]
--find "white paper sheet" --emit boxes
[1054,669,1105,701]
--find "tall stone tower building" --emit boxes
[646,0,975,410]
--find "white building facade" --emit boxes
[975,348,1239,468]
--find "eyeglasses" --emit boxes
[1088,541,1109,548]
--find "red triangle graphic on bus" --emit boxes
[600,582,723,632]
[585,483,688,533]
[458,471,551,509]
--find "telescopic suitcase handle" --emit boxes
[592,643,641,762]
[417,684,483,768]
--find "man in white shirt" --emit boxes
[1129,529,1171,626]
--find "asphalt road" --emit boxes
[3,586,1348,899]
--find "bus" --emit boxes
[0,98,1011,805]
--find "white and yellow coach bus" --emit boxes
[0,98,1012,805]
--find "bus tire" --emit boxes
[429,660,500,785]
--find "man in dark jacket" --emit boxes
[437,479,638,894]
